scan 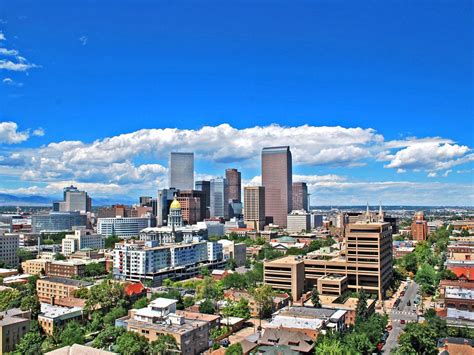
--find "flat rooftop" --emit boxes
[123,317,207,335]
[39,303,82,319]
[39,277,93,287]
[265,256,304,265]
[445,286,474,300]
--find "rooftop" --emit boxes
[39,303,83,319]
[45,344,115,355]
[0,308,30,326]
[39,277,93,287]
[265,255,304,265]
[445,286,474,300]
[123,317,207,335]
[149,298,178,309]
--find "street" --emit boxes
[383,281,419,354]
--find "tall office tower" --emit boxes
[261,146,292,227]
[210,178,228,219]
[178,190,205,223]
[292,182,308,211]
[156,188,178,226]
[244,186,265,231]
[54,186,91,212]
[195,181,211,219]
[225,169,241,202]
[169,152,194,190]
[411,211,428,241]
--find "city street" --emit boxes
[383,281,419,354]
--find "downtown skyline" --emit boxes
[0,1,472,206]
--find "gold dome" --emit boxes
[170,198,181,209]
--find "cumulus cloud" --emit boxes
[0,48,19,56]
[0,121,30,144]
[32,128,45,137]
[0,31,38,72]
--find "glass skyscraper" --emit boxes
[169,152,194,190]
[210,177,228,219]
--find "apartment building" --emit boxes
[22,259,86,278]
[116,298,209,355]
[264,220,393,300]
[0,308,31,354]
[37,277,92,304]
[38,303,83,335]
[217,240,247,267]
[113,240,225,285]
[61,230,105,255]
[0,231,19,267]
[97,217,153,238]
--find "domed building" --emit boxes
[168,197,183,229]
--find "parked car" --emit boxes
[386,324,393,331]
[400,319,406,324]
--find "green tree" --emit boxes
[225,343,243,355]
[20,295,41,319]
[0,288,21,311]
[74,287,90,299]
[103,306,127,326]
[116,331,150,355]
[17,248,34,262]
[92,325,125,349]
[394,322,438,355]
[222,298,251,319]
[183,296,195,309]
[200,266,210,277]
[344,331,373,354]
[402,252,418,274]
[226,258,238,271]
[133,297,149,309]
[199,299,215,314]
[310,287,321,308]
[355,289,369,324]
[315,336,348,355]
[252,285,274,319]
[149,334,179,354]
[60,321,85,346]
[54,252,67,261]
[415,264,437,295]
[85,262,106,277]
[105,234,121,249]
[13,329,43,355]
[196,276,221,300]
[86,281,124,311]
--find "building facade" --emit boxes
[287,210,311,234]
[261,146,292,227]
[0,231,19,267]
[411,211,428,241]
[169,152,194,190]
[225,168,241,202]
[243,186,265,231]
[37,277,92,304]
[210,177,228,219]
[0,308,31,354]
[61,230,105,255]
[32,212,88,233]
[292,182,308,211]
[97,217,153,238]
[195,181,211,219]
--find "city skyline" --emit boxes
[0,1,472,206]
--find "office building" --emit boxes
[210,177,228,219]
[310,214,324,229]
[169,152,194,190]
[195,180,211,219]
[292,182,308,211]
[22,259,86,278]
[177,190,205,224]
[139,196,153,207]
[113,240,224,285]
[116,298,210,354]
[0,231,19,267]
[53,185,91,213]
[156,188,178,226]
[264,219,393,301]
[97,216,153,238]
[38,303,83,335]
[287,210,311,234]
[262,146,292,227]
[32,212,87,233]
[411,211,428,241]
[226,168,241,202]
[37,277,92,304]
[218,240,247,267]
[96,205,131,219]
[61,230,105,255]
[244,186,265,231]
[0,308,31,354]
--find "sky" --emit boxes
[0,0,472,206]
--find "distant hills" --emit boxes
[0,193,134,207]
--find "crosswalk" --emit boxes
[390,310,416,316]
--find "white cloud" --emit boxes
[0,48,19,56]
[0,60,37,72]
[0,32,5,41]
[32,128,45,137]
[0,31,38,72]
[443,169,452,177]
[2,77,23,87]
[0,122,30,144]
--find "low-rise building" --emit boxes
[217,240,247,267]
[37,277,92,304]
[97,216,154,238]
[0,231,19,267]
[22,259,86,278]
[317,274,348,296]
[61,230,105,255]
[0,308,31,354]
[437,337,474,355]
[0,268,18,278]
[38,303,83,335]
[116,298,210,355]
[444,286,474,312]
[224,289,290,317]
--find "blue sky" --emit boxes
[0,1,472,205]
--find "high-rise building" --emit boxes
[53,186,91,213]
[0,231,19,267]
[225,168,241,202]
[287,210,311,233]
[156,188,178,226]
[195,181,211,219]
[292,182,308,211]
[261,146,292,227]
[210,178,228,219]
[177,190,205,224]
[411,211,428,241]
[169,152,194,190]
[244,186,265,231]
[139,196,153,207]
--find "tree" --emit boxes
[74,287,90,299]
[394,323,438,355]
[226,258,237,271]
[86,281,124,311]
[402,252,418,274]
[92,325,125,349]
[13,329,43,355]
[225,343,243,355]
[133,297,149,309]
[0,288,21,311]
[315,336,348,355]
[252,285,274,319]
[60,321,85,346]
[438,269,457,280]
[355,289,369,323]
[17,248,34,263]
[183,296,195,309]
[85,262,106,277]
[103,306,127,326]
[222,298,251,319]
[310,287,321,308]
[344,331,373,354]
[116,331,150,355]
[105,234,121,249]
[415,264,437,295]
[54,252,67,261]
[199,299,215,314]
[196,276,221,300]
[200,266,210,277]
[149,334,179,354]
[20,295,41,319]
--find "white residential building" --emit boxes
[0,231,19,267]
[61,230,105,255]
[97,217,153,238]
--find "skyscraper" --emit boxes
[261,146,292,227]
[292,182,308,211]
[244,186,265,231]
[210,178,228,219]
[195,181,211,219]
[169,152,194,190]
[53,186,91,213]
[225,168,241,202]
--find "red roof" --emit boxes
[124,282,145,296]
[448,267,474,281]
